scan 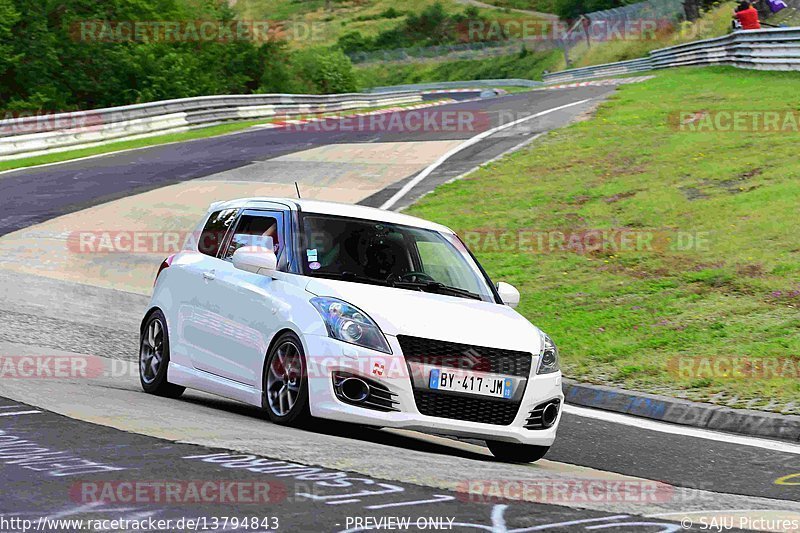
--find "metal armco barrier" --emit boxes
[0,91,423,161]
[366,79,543,93]
[543,27,800,84]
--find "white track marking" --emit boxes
[585,522,681,531]
[365,494,456,509]
[409,132,547,205]
[0,410,41,417]
[563,404,800,454]
[647,510,800,518]
[492,504,508,531]
[379,99,592,210]
[477,132,546,167]
[517,515,632,531]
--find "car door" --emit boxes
[192,208,288,387]
[171,208,238,371]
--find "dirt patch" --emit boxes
[679,186,709,201]
[717,168,763,194]
[570,194,592,205]
[603,190,638,203]
[737,263,765,278]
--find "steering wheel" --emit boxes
[396,271,435,283]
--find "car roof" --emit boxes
[208,197,454,233]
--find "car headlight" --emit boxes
[537,332,560,375]
[310,297,391,354]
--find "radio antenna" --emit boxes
[294,181,301,199]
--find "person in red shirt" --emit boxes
[734,1,761,30]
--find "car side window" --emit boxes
[198,209,238,257]
[222,212,283,262]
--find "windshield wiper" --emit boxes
[315,271,394,287]
[391,280,483,300]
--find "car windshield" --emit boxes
[300,214,496,302]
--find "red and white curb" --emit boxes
[542,76,655,90]
[422,88,508,95]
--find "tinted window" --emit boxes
[198,209,237,257]
[222,213,282,261]
[301,214,494,302]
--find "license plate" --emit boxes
[429,368,513,399]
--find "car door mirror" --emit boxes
[232,246,277,277]
[496,281,520,308]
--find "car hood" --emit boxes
[304,277,542,353]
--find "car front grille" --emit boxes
[413,391,520,425]
[397,335,532,377]
[398,335,530,425]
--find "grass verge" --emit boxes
[234,0,549,46]
[355,50,562,88]
[566,3,735,69]
[405,66,800,412]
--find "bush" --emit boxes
[380,7,404,18]
[338,30,372,54]
[0,0,362,111]
[291,48,357,94]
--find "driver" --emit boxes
[363,235,406,280]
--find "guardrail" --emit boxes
[0,91,423,161]
[367,79,543,93]
[543,27,800,84]
[542,57,655,83]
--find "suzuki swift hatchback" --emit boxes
[140,198,563,462]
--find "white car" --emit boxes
[140,198,563,462]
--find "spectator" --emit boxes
[734,1,761,30]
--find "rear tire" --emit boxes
[139,310,185,399]
[487,441,550,463]
[262,332,311,426]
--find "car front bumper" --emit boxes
[302,334,563,446]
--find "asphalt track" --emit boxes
[0,87,609,237]
[0,397,701,533]
[0,86,798,532]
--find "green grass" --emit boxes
[355,49,562,87]
[0,121,264,172]
[404,66,800,412]
[566,3,735,69]
[478,0,559,14]
[234,0,549,47]
[0,99,448,173]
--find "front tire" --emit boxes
[139,310,185,398]
[262,332,310,426]
[487,441,550,463]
